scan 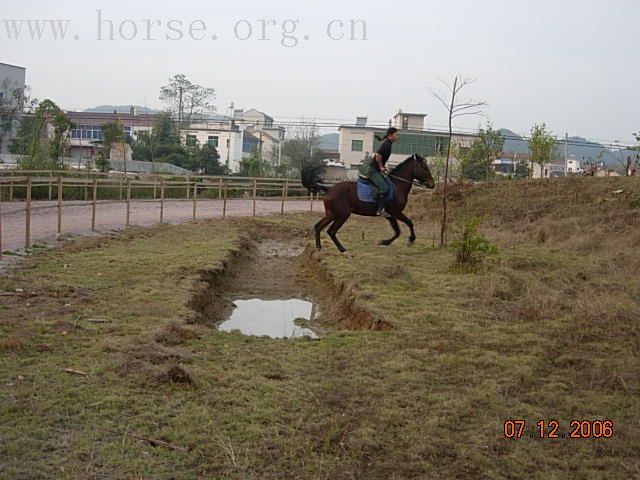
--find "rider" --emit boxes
[366,127,399,217]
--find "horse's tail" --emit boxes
[301,161,329,193]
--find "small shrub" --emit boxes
[451,216,498,267]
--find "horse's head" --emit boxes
[412,154,435,189]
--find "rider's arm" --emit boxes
[374,153,387,173]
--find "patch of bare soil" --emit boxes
[188,227,390,332]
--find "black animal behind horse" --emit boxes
[301,154,435,252]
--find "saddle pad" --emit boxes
[356,177,395,203]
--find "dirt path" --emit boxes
[0,198,323,254]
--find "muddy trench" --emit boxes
[188,229,392,337]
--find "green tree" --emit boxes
[514,160,531,179]
[528,123,558,178]
[159,74,215,127]
[96,121,124,172]
[1,83,37,155]
[152,112,179,145]
[9,98,71,169]
[460,124,504,181]
[239,147,261,177]
[190,143,225,175]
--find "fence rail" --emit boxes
[0,173,324,258]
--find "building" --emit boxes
[240,108,286,165]
[338,109,476,172]
[181,119,244,172]
[66,109,155,163]
[0,62,26,109]
[182,108,285,173]
[0,62,27,156]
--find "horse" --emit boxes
[301,154,435,252]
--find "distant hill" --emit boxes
[84,105,161,114]
[499,128,635,171]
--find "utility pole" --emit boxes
[178,86,183,131]
[226,102,233,172]
[564,132,569,176]
[259,131,263,176]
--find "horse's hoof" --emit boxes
[378,240,390,246]
[408,237,416,245]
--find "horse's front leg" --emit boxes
[378,217,401,246]
[396,212,416,244]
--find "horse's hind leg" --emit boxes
[379,217,401,246]
[396,212,417,243]
[314,215,333,250]
[327,215,350,253]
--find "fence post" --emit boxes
[0,181,3,259]
[9,179,13,202]
[186,175,190,200]
[48,170,53,201]
[91,177,98,232]
[218,177,222,199]
[153,175,157,200]
[57,177,62,239]
[280,183,286,215]
[252,178,257,217]
[310,191,314,212]
[160,179,165,224]
[119,176,123,201]
[25,176,32,248]
[84,170,89,201]
[223,183,228,219]
[192,181,197,221]
[126,179,131,227]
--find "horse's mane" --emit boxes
[389,156,415,175]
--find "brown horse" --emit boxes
[301,154,435,252]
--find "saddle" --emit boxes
[356,175,395,203]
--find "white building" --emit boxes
[181,120,245,173]
[0,62,27,156]
[338,109,476,171]
[182,108,285,173]
[239,108,286,165]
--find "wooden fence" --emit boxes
[0,172,323,258]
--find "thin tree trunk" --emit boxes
[441,77,457,248]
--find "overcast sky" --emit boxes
[2,0,638,144]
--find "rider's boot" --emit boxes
[376,194,392,218]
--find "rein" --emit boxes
[387,173,429,189]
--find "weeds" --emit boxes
[450,215,499,268]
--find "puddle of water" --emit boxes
[218,299,319,339]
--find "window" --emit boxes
[351,139,364,152]
[373,131,449,157]
[402,116,409,130]
[186,134,197,147]
[208,136,219,148]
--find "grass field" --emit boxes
[1,177,639,479]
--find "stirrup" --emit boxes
[379,208,392,218]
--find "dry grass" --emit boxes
[1,178,639,478]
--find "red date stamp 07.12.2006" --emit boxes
[503,420,614,439]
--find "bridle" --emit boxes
[386,156,432,189]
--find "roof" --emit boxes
[394,111,427,118]
[244,108,274,122]
[0,62,26,70]
[338,124,478,139]
[67,111,158,126]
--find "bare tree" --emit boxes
[430,76,486,247]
